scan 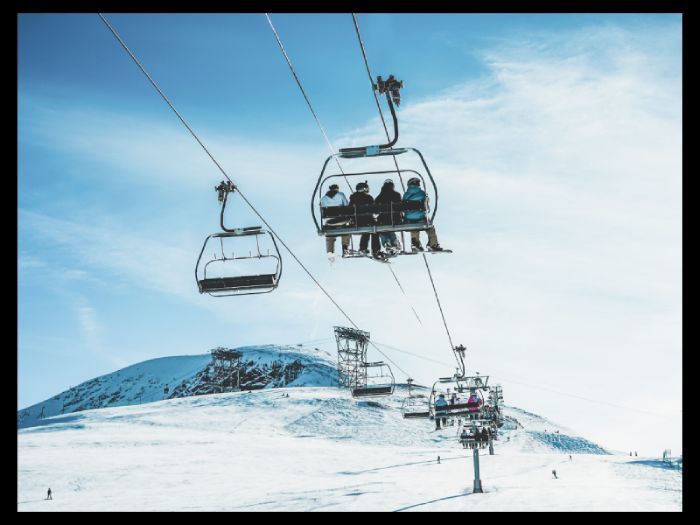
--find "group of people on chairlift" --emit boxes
[433,390,483,429]
[460,425,491,447]
[321,177,444,260]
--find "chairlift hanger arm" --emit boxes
[339,75,402,155]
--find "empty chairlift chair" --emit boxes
[351,361,395,397]
[401,378,430,418]
[195,227,282,297]
[195,181,283,297]
[401,394,430,418]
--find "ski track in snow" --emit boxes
[18,386,681,511]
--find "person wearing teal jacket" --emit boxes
[402,177,443,252]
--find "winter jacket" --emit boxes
[349,191,374,206]
[402,185,428,221]
[467,394,482,412]
[375,185,403,225]
[435,397,448,410]
[349,191,376,226]
[320,191,349,208]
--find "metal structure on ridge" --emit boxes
[334,326,395,397]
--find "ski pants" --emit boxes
[326,235,351,253]
[411,226,438,246]
[359,233,380,253]
[379,232,400,248]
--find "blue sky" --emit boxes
[18,13,681,454]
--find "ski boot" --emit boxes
[427,243,445,252]
[411,239,424,253]
[384,243,401,256]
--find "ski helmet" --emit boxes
[355,181,369,192]
[407,177,421,186]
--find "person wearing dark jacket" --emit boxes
[402,177,444,252]
[349,182,382,258]
[374,179,402,255]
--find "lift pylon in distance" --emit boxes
[195,181,283,297]
[311,75,451,257]
[334,326,395,397]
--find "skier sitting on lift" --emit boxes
[467,391,481,411]
[320,183,351,258]
[374,179,402,255]
[349,181,383,259]
[402,177,444,252]
[460,428,469,447]
[434,393,449,429]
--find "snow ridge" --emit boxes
[18,345,338,429]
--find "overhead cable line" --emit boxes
[373,341,679,420]
[98,12,410,380]
[422,253,460,370]
[351,13,405,193]
[387,265,423,325]
[264,14,352,193]
[264,13,423,376]
[351,14,458,365]
[350,13,425,329]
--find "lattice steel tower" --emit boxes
[334,326,370,390]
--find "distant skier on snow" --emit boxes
[46,488,52,500]
[552,470,558,479]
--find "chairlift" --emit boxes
[458,421,491,450]
[429,374,489,421]
[401,378,430,419]
[195,182,282,296]
[311,75,446,252]
[351,361,395,397]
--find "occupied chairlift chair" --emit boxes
[196,181,282,296]
[311,76,443,252]
[459,422,491,450]
[429,345,491,423]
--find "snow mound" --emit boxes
[18,385,681,511]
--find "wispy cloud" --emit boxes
[18,19,681,453]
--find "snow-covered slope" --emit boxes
[18,345,339,429]
[18,384,681,511]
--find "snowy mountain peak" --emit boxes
[18,344,339,429]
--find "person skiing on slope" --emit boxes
[46,488,52,500]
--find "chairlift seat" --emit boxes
[352,385,393,397]
[321,202,429,235]
[403,410,430,419]
[198,273,277,293]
